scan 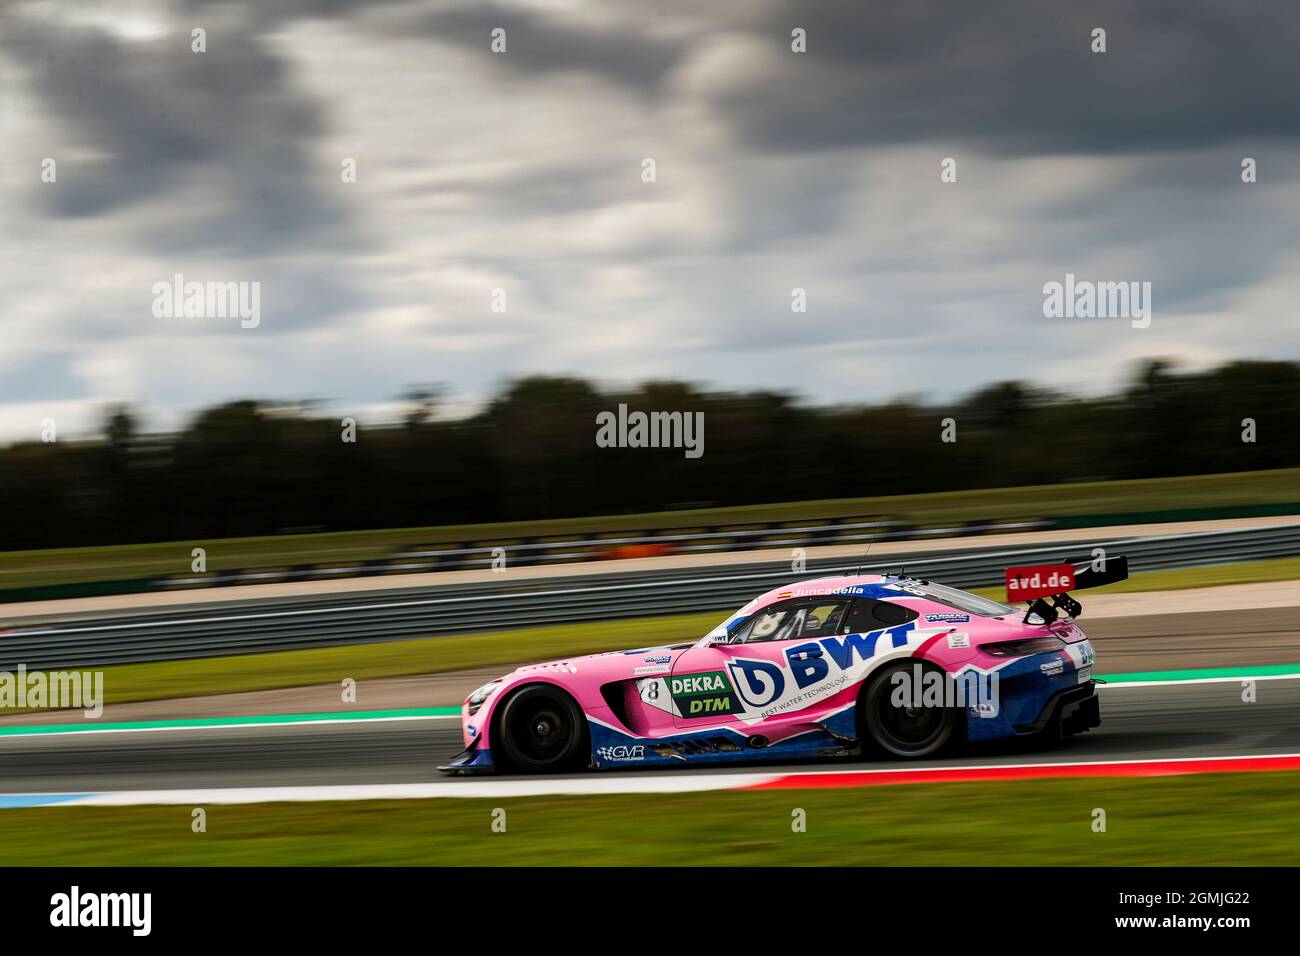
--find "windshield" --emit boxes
[731,600,850,644]
[701,612,747,645]
[895,581,1018,617]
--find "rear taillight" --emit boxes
[981,636,1065,657]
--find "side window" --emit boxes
[800,601,850,638]
[845,598,918,633]
[733,599,851,643]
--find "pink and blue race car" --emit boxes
[441,566,1119,774]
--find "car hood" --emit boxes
[505,643,692,681]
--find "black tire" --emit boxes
[858,660,961,759]
[493,684,589,773]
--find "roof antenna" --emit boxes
[854,529,877,578]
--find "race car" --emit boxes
[441,566,1116,774]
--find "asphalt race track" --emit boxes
[1,678,1297,795]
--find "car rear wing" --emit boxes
[1008,555,1129,625]
[1070,554,1130,590]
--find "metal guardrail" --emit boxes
[155,517,1048,588]
[1,522,1297,669]
[0,515,1046,605]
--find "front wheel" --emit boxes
[859,660,961,759]
[493,684,589,773]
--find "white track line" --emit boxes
[0,713,461,740]
[11,750,1300,806]
[1,672,1295,740]
[1099,673,1300,689]
[36,775,784,805]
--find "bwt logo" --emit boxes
[727,623,916,708]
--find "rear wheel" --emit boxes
[859,660,960,758]
[493,684,589,773]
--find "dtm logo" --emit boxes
[670,672,742,718]
[727,622,917,709]
[596,745,645,761]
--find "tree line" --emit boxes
[1,358,1296,551]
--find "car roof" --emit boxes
[741,575,906,613]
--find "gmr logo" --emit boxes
[596,745,645,761]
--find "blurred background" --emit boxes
[1,359,1298,553]
[2,0,1299,564]
[2,0,1300,455]
[1,2,1299,869]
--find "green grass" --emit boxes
[3,467,1298,590]
[19,555,1298,714]
[73,611,725,709]
[6,770,1300,865]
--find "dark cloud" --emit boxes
[181,0,406,23]
[2,0,1299,432]
[408,0,685,91]
[2,11,347,255]
[712,0,1300,155]
[376,0,1300,156]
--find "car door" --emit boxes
[670,597,853,730]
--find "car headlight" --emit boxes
[467,680,502,716]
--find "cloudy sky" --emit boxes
[2,0,1299,439]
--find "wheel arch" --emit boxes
[489,679,592,771]
[855,655,966,757]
